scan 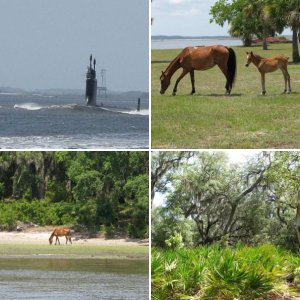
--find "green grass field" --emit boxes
[0,243,149,260]
[152,44,300,149]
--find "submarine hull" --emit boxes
[86,78,97,106]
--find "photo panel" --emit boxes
[0,0,149,149]
[151,0,298,149]
[0,151,149,299]
[151,150,300,299]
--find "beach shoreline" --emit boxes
[0,227,149,260]
[0,230,148,246]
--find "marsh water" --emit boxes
[0,258,148,299]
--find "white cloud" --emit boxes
[168,0,187,4]
[171,8,201,16]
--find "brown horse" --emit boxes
[245,51,291,95]
[160,45,237,96]
[49,228,72,245]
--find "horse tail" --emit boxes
[226,47,237,89]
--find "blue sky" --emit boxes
[0,0,149,91]
[152,0,292,36]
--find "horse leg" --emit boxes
[172,69,189,96]
[284,68,291,93]
[190,70,195,95]
[281,69,288,93]
[217,63,231,95]
[260,72,266,95]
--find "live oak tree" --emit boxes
[152,151,300,250]
[151,151,194,206]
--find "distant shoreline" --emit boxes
[152,35,238,40]
[152,34,293,40]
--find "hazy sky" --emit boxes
[152,0,292,36]
[0,0,149,91]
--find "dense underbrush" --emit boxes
[152,244,300,300]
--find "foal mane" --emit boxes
[252,52,263,60]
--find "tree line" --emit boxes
[0,151,149,238]
[152,151,300,251]
[210,0,300,62]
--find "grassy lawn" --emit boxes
[152,44,300,148]
[0,243,149,260]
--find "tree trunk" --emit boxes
[296,193,300,247]
[262,22,268,50]
[243,36,252,47]
[292,27,300,63]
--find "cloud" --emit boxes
[168,0,187,4]
[171,8,201,16]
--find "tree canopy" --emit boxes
[0,151,149,238]
[152,151,300,251]
[210,0,300,61]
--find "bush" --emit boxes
[152,244,298,300]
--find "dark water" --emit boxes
[0,258,148,299]
[0,93,149,149]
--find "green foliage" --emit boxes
[165,232,184,250]
[72,170,102,201]
[152,244,298,300]
[210,0,263,45]
[0,151,148,238]
[0,182,4,200]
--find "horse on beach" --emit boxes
[245,51,291,95]
[49,228,72,245]
[160,45,237,96]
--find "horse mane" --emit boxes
[253,53,263,60]
[163,52,182,76]
[49,230,55,242]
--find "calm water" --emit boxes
[0,93,149,149]
[0,258,148,299]
[151,37,243,49]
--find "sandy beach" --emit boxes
[0,226,149,247]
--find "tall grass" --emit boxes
[151,244,300,299]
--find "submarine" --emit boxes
[86,54,97,106]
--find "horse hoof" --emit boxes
[262,91,266,96]
[172,93,176,96]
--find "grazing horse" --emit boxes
[245,51,291,95]
[49,228,72,245]
[160,45,237,96]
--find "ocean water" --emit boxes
[151,37,243,49]
[0,258,149,299]
[0,93,149,149]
